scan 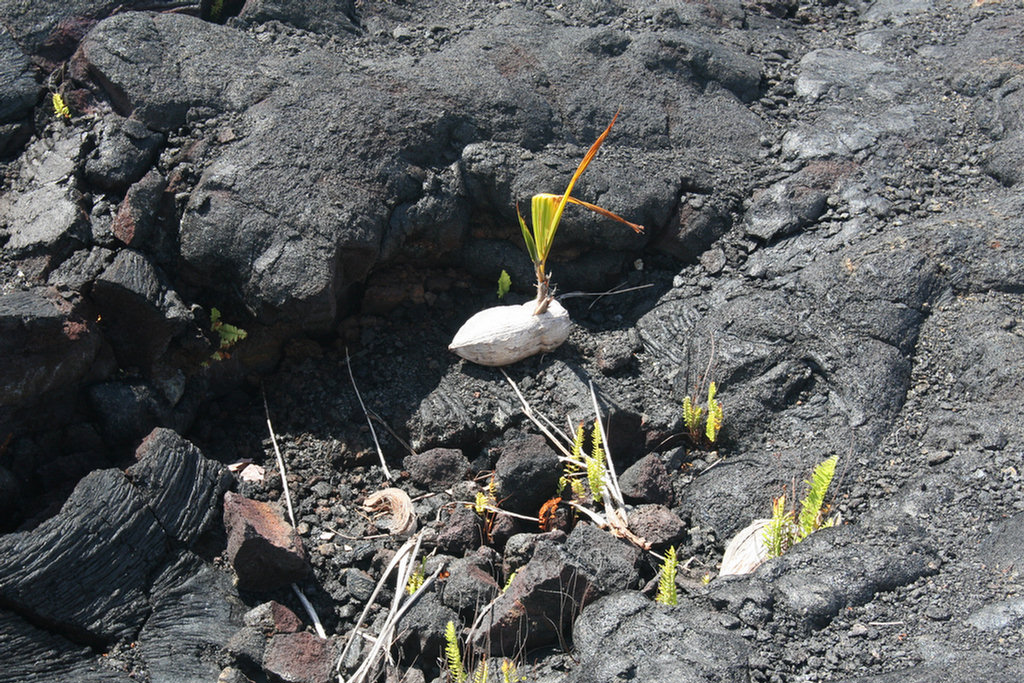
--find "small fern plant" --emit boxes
[655,546,678,606]
[762,456,839,558]
[558,421,606,504]
[682,381,723,447]
[444,621,492,683]
[205,307,247,364]
[444,621,466,683]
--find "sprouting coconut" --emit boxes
[449,113,644,366]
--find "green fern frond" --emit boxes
[445,621,466,683]
[52,93,71,119]
[503,571,517,593]
[682,395,704,433]
[705,382,723,443]
[763,495,792,559]
[797,456,837,540]
[501,658,525,683]
[473,491,489,517]
[586,422,606,504]
[570,423,585,463]
[569,478,586,501]
[472,660,488,683]
[655,546,679,605]
[406,557,426,595]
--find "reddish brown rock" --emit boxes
[223,492,309,591]
[263,631,335,683]
[111,169,167,248]
[244,600,303,635]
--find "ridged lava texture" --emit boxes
[449,300,571,366]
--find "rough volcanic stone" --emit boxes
[434,505,482,557]
[977,511,1024,574]
[223,492,310,592]
[562,522,643,594]
[1,0,180,63]
[393,592,459,660]
[137,554,243,683]
[84,115,164,192]
[494,433,561,515]
[226,626,266,671]
[0,181,86,260]
[831,654,1024,683]
[263,631,336,683]
[126,427,232,546]
[0,26,39,123]
[239,0,358,35]
[470,542,597,655]
[0,287,101,409]
[110,169,167,249]
[626,504,686,548]
[88,379,168,445]
[0,610,134,682]
[76,12,273,131]
[0,469,165,641]
[501,529,566,578]
[77,5,761,332]
[91,249,191,370]
[569,591,750,683]
[755,521,939,631]
[983,134,1024,187]
[47,246,116,291]
[439,550,501,615]
[619,454,673,505]
[403,447,470,491]
[0,432,231,651]
[743,174,828,242]
[244,601,304,634]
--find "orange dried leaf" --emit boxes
[538,496,562,531]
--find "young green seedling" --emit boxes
[449,114,643,366]
[518,112,643,314]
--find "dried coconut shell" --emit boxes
[718,518,771,577]
[363,488,417,537]
[449,299,571,366]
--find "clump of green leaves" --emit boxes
[405,557,427,595]
[52,93,71,120]
[558,421,607,505]
[444,621,492,683]
[517,113,644,314]
[209,307,247,362]
[497,269,512,299]
[763,456,839,559]
[501,658,526,683]
[444,621,466,683]
[655,546,678,606]
[682,381,723,447]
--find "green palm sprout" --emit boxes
[517,113,644,313]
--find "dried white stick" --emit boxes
[338,534,444,683]
[346,347,394,481]
[292,584,327,640]
[262,387,326,639]
[262,387,296,527]
[589,381,626,511]
[337,535,420,675]
[501,369,574,457]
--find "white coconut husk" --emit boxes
[363,488,417,537]
[718,518,771,577]
[448,299,571,366]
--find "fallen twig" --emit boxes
[346,347,394,481]
[262,386,326,639]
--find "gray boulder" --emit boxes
[569,591,750,683]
